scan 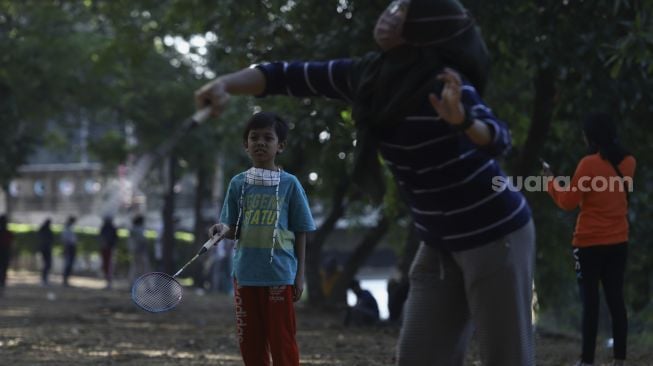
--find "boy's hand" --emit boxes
[195,78,231,118]
[293,275,304,302]
[208,223,228,238]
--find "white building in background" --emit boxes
[1,161,208,231]
[4,163,108,227]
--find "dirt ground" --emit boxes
[0,271,650,366]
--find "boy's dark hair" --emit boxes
[242,112,289,143]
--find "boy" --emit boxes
[209,111,315,366]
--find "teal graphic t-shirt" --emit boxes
[220,171,316,286]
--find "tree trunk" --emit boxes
[191,153,213,287]
[327,213,390,306]
[515,67,557,177]
[162,155,177,274]
[306,176,351,305]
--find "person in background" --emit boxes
[99,216,118,289]
[320,256,343,300]
[543,112,635,366]
[345,279,380,327]
[61,215,77,287]
[154,221,164,272]
[38,218,54,286]
[0,214,13,295]
[128,214,150,283]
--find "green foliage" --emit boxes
[88,130,128,171]
[2,0,652,325]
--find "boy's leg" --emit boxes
[453,220,535,366]
[63,246,76,284]
[234,283,270,366]
[396,243,472,366]
[101,248,109,280]
[576,246,602,364]
[266,285,299,366]
[41,249,51,284]
[601,244,628,361]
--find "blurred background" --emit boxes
[0,0,652,345]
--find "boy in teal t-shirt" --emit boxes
[209,111,315,366]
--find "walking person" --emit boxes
[61,215,77,287]
[194,1,535,364]
[99,216,118,289]
[38,218,54,286]
[208,112,316,365]
[543,112,635,366]
[0,214,13,296]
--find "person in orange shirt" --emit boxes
[543,112,635,366]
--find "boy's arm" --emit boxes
[293,232,307,302]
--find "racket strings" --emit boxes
[131,273,183,313]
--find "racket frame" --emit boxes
[130,231,226,313]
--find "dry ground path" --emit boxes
[1,271,650,365]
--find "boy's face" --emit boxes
[244,126,285,169]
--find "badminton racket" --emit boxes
[131,229,226,313]
[104,107,212,215]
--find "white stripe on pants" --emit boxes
[396,220,535,366]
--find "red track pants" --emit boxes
[234,282,299,366]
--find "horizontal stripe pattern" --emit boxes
[256,60,531,251]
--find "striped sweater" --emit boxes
[255,59,531,251]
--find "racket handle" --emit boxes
[191,107,212,125]
[197,230,227,255]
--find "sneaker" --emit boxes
[574,361,593,366]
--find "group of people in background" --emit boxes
[0,213,231,292]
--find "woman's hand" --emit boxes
[194,68,266,118]
[429,67,466,126]
[195,78,231,118]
